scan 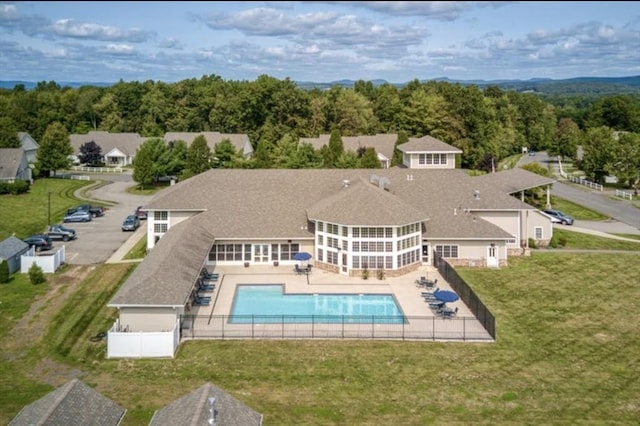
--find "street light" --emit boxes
[47,190,52,226]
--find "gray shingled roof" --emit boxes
[18,132,39,152]
[9,379,126,426]
[307,176,428,226]
[472,167,556,194]
[299,134,398,160]
[109,214,214,307]
[149,382,262,426]
[0,235,29,260]
[144,168,534,241]
[398,135,463,153]
[0,148,26,179]
[164,132,253,156]
[69,131,144,157]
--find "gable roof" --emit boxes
[0,148,27,179]
[398,135,463,153]
[69,131,144,157]
[307,176,427,226]
[164,132,253,156]
[9,379,125,426]
[109,214,214,307]
[149,382,262,426]
[17,132,39,152]
[299,134,398,160]
[0,235,29,260]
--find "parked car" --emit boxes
[122,215,140,232]
[543,209,574,225]
[23,234,53,252]
[67,204,104,218]
[63,210,93,223]
[135,205,148,220]
[46,224,77,241]
[540,212,562,224]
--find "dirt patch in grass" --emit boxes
[6,265,95,384]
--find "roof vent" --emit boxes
[342,179,350,188]
[378,176,390,190]
[370,174,379,185]
[474,190,480,200]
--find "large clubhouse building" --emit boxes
[107,135,555,358]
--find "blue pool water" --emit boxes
[230,285,405,324]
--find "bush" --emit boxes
[28,262,46,285]
[558,236,568,247]
[0,180,30,195]
[376,269,385,280]
[0,260,9,283]
[549,233,560,248]
[528,238,537,249]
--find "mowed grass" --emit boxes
[0,178,95,240]
[552,228,640,250]
[2,253,639,425]
[549,196,609,221]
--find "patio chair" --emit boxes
[201,268,219,280]
[442,307,458,318]
[198,281,215,292]
[294,265,304,275]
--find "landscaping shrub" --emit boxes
[0,260,9,283]
[28,263,46,285]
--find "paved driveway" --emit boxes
[62,173,154,265]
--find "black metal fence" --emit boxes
[434,254,496,340]
[179,314,494,342]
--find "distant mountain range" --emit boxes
[2,75,640,95]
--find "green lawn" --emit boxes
[1,250,639,425]
[0,178,97,240]
[548,196,609,221]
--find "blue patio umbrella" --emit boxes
[434,289,459,303]
[293,252,312,261]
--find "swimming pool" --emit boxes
[230,285,406,324]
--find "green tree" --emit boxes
[0,259,9,283]
[580,126,617,183]
[359,147,381,168]
[391,131,408,167]
[551,117,581,160]
[213,139,242,168]
[325,129,344,167]
[36,122,72,176]
[608,132,640,191]
[133,137,172,188]
[186,135,212,175]
[0,117,21,148]
[28,262,46,285]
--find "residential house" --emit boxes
[164,132,254,158]
[149,382,263,426]
[9,379,126,426]
[107,135,555,358]
[0,147,32,183]
[299,133,398,168]
[69,131,145,166]
[0,235,30,275]
[398,135,462,169]
[17,132,39,163]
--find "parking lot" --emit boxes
[57,174,153,265]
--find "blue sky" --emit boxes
[1,1,639,84]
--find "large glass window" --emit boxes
[435,245,459,258]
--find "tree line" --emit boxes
[0,75,638,190]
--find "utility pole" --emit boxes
[47,190,52,226]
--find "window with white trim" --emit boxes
[535,227,543,239]
[435,245,459,258]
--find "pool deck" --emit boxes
[189,264,474,321]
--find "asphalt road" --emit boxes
[518,151,640,231]
[61,173,154,265]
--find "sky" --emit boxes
[1,1,639,84]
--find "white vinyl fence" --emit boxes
[21,245,65,273]
[107,319,180,358]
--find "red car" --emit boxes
[135,206,148,220]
